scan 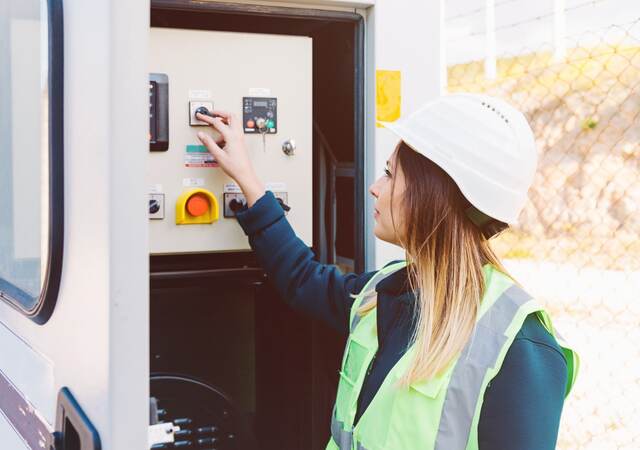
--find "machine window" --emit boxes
[0,0,63,323]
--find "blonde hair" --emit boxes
[359,142,512,385]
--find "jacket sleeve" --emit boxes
[478,318,568,450]
[234,191,375,334]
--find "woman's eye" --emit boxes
[384,168,392,178]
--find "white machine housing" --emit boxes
[0,1,444,449]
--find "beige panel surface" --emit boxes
[149,28,313,254]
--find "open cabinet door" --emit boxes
[0,0,149,449]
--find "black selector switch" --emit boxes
[195,106,211,117]
[149,199,160,214]
[224,194,248,218]
[229,198,246,213]
[276,197,291,212]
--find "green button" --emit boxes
[266,119,275,129]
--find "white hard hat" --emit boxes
[378,93,537,225]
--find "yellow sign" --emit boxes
[376,70,401,127]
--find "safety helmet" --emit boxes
[378,93,537,225]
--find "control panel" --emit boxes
[242,97,277,134]
[148,29,312,254]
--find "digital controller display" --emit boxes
[242,97,278,134]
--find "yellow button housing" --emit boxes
[175,188,219,225]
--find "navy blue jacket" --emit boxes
[236,191,568,449]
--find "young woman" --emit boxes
[195,93,578,450]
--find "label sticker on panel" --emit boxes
[266,182,287,191]
[183,178,205,187]
[248,87,271,96]
[184,145,218,167]
[224,183,243,194]
[188,89,211,99]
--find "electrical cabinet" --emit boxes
[148,28,313,254]
[147,5,365,449]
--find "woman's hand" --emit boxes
[196,110,265,207]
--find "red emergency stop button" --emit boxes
[186,194,210,217]
[246,119,255,129]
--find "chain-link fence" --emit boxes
[447,15,640,450]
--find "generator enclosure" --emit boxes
[0,1,443,449]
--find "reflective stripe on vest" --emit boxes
[434,284,531,449]
[349,265,405,332]
[330,283,536,450]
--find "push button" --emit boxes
[186,194,209,217]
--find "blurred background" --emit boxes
[444,1,640,448]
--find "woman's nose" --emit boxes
[369,183,379,198]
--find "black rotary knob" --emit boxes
[149,199,160,214]
[229,198,247,213]
[195,106,211,117]
[276,197,291,212]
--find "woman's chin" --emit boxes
[373,228,392,245]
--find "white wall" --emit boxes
[370,0,445,269]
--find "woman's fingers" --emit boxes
[210,109,242,133]
[196,113,232,141]
[196,109,242,134]
[208,109,231,121]
[197,131,225,162]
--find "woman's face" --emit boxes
[369,147,407,246]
